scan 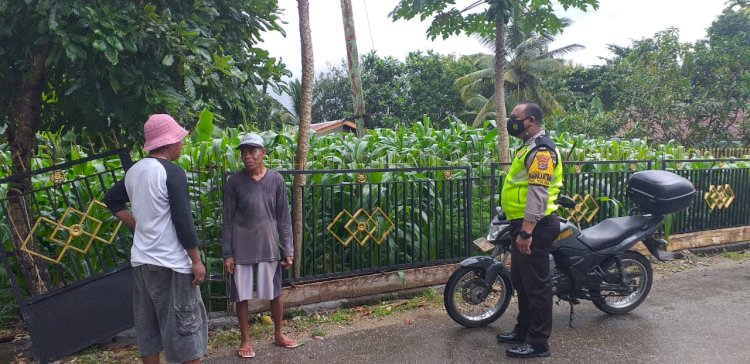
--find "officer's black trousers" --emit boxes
[509,214,560,346]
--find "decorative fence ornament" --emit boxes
[326,208,394,247]
[50,170,66,184]
[704,184,735,210]
[564,194,600,224]
[20,200,122,264]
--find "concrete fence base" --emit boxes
[244,263,459,314]
[240,226,748,314]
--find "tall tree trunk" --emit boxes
[293,0,313,277]
[4,45,52,296]
[340,0,366,137]
[494,19,510,166]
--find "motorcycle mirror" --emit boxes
[556,195,577,209]
[493,206,507,221]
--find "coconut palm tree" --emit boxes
[293,0,313,276]
[456,19,583,126]
[268,79,302,127]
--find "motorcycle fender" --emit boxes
[642,238,668,262]
[459,256,512,290]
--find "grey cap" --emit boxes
[238,133,264,149]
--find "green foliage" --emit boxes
[455,19,582,126]
[550,3,750,147]
[1,0,289,141]
[391,0,599,161]
[547,64,620,112]
[721,250,748,261]
[1,114,748,326]
[612,29,699,145]
[311,51,469,129]
[0,226,19,327]
[551,102,623,138]
[402,51,468,127]
[609,26,750,147]
[391,0,599,40]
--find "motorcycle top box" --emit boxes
[628,170,695,215]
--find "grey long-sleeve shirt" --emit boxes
[221,169,293,264]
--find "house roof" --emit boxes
[310,119,358,134]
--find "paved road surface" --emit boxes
[206,258,750,364]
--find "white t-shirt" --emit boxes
[105,157,200,274]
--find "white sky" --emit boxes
[261,0,728,81]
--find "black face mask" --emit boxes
[506,117,527,138]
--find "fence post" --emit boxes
[466,166,473,256]
[490,163,497,216]
[118,147,134,171]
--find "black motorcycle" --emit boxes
[444,170,696,328]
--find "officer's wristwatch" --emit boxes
[519,230,533,239]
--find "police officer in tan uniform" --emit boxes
[495,101,563,358]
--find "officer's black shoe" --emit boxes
[495,331,523,344]
[505,343,551,358]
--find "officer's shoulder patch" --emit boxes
[528,150,553,186]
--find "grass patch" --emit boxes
[58,288,446,362]
[208,329,240,351]
[329,309,354,324]
[61,345,141,364]
[420,288,441,304]
[721,250,747,261]
[653,260,691,273]
[285,308,306,319]
[369,288,443,317]
[311,327,327,337]
[249,322,273,340]
[372,305,394,317]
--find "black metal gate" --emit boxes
[278,166,474,283]
[0,148,134,363]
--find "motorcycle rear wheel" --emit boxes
[593,251,653,315]
[444,266,512,327]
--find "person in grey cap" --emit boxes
[221,133,297,358]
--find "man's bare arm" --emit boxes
[114,210,136,231]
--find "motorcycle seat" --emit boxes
[578,216,651,251]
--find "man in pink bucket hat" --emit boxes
[142,113,190,152]
[105,114,208,364]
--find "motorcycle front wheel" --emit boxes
[444,266,512,327]
[593,251,653,315]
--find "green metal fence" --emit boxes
[488,159,750,236]
[4,152,748,317]
[662,159,750,234]
[279,167,473,282]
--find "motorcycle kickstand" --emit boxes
[556,297,579,328]
[569,302,575,328]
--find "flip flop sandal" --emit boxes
[238,347,256,358]
[274,337,300,349]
